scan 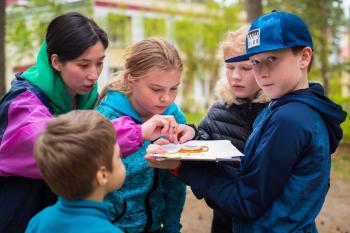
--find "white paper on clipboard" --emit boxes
[151,140,243,162]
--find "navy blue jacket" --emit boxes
[179,83,347,233]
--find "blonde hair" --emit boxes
[100,37,183,100]
[34,110,116,200]
[219,25,249,60]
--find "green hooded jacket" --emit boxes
[22,42,98,115]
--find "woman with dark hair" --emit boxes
[0,12,178,233]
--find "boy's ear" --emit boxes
[51,54,62,72]
[96,167,108,186]
[299,47,313,70]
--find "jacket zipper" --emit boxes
[142,168,160,232]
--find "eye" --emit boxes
[151,88,161,92]
[170,87,178,91]
[251,60,260,65]
[96,61,103,67]
[226,65,235,70]
[78,64,89,69]
[267,56,277,63]
[242,66,252,71]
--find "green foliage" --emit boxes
[332,146,350,178]
[144,18,166,37]
[6,20,34,61]
[173,20,202,111]
[173,1,243,111]
[6,0,92,64]
[329,69,350,145]
[329,94,350,144]
[184,112,204,125]
[99,13,131,46]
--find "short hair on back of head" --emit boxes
[291,46,313,72]
[34,110,116,199]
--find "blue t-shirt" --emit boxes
[25,198,123,233]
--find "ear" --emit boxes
[96,166,108,186]
[125,74,135,87]
[299,47,313,70]
[51,54,62,72]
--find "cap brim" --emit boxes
[225,44,312,63]
[225,53,250,63]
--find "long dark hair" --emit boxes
[46,12,108,63]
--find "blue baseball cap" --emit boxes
[225,10,313,63]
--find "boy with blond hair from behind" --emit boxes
[26,110,126,233]
[146,10,347,232]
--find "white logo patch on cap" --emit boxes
[247,29,260,49]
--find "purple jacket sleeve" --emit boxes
[111,116,142,157]
[0,91,142,179]
[0,91,53,179]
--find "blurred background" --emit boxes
[0,0,349,232]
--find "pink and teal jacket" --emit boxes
[0,74,142,179]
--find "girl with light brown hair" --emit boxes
[97,37,194,233]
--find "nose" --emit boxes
[231,69,242,81]
[253,63,269,79]
[160,93,170,103]
[87,66,100,82]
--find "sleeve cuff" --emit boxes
[169,163,182,176]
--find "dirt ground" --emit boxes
[180,173,350,233]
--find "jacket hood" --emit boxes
[21,42,98,115]
[273,82,347,153]
[214,78,270,105]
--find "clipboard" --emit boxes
[151,140,244,163]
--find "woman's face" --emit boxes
[52,41,105,96]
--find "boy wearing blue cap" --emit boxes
[146,10,347,232]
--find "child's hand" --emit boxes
[153,138,170,145]
[145,144,181,169]
[176,124,196,143]
[141,115,178,141]
[150,124,195,144]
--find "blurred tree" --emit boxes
[6,0,92,65]
[144,18,167,37]
[0,0,5,97]
[173,1,243,111]
[101,13,131,47]
[266,0,345,96]
[245,0,262,22]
